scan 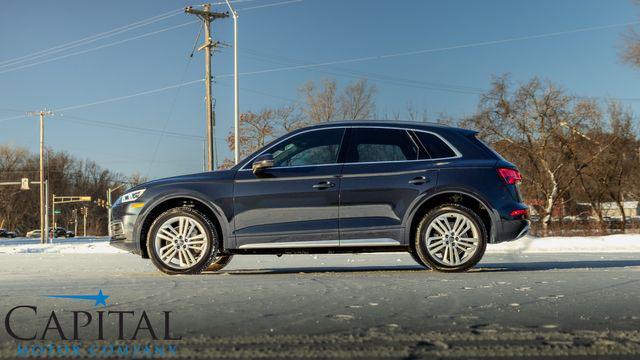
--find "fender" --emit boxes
[132,190,232,255]
[402,186,501,244]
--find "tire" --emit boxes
[147,206,220,275]
[414,204,487,272]
[205,255,233,272]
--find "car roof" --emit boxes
[301,120,477,135]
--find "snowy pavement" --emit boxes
[2,233,640,254]
[1,235,640,358]
[0,236,125,254]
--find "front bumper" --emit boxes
[110,202,144,255]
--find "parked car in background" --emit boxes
[26,228,75,238]
[26,229,41,238]
[0,228,16,238]
[111,121,529,275]
[51,227,75,238]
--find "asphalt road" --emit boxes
[1,251,640,358]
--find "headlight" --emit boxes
[120,189,146,203]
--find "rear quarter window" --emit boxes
[414,131,457,159]
[472,136,507,161]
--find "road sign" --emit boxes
[20,178,29,190]
[53,210,62,214]
[80,196,92,202]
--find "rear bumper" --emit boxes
[494,219,530,243]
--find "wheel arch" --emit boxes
[404,188,499,248]
[134,193,229,258]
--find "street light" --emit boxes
[224,0,240,164]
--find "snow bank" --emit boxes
[1,234,639,255]
[487,234,640,254]
[0,237,126,254]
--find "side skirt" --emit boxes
[228,246,410,255]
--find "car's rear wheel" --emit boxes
[147,207,221,275]
[414,204,487,272]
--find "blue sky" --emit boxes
[1,0,639,180]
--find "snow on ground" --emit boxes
[0,237,125,254]
[0,234,639,254]
[487,234,640,254]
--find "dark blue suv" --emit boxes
[110,121,529,274]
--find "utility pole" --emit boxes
[52,193,56,235]
[224,0,240,164]
[44,180,49,242]
[82,206,88,237]
[185,4,228,171]
[73,208,78,236]
[27,109,54,244]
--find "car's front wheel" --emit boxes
[147,207,221,275]
[414,204,487,272]
[206,255,233,272]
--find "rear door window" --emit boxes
[345,128,419,163]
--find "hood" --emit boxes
[129,170,236,191]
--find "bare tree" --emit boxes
[463,76,613,233]
[277,105,307,133]
[0,146,126,235]
[226,109,277,161]
[621,1,640,67]
[300,79,338,123]
[339,79,376,120]
[603,103,636,229]
[405,102,429,122]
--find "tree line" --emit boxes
[0,146,144,235]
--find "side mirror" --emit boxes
[252,153,274,173]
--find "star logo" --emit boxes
[46,289,109,307]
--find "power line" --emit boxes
[238,48,485,95]
[0,1,282,67]
[146,27,201,177]
[2,20,639,125]
[239,0,304,11]
[60,115,204,140]
[0,0,304,75]
[0,8,183,69]
[58,79,206,112]
[0,79,204,123]
[219,21,640,79]
[0,21,198,75]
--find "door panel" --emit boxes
[338,127,438,244]
[339,163,437,243]
[234,166,342,248]
[232,128,346,249]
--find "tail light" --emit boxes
[497,167,522,185]
[509,209,528,217]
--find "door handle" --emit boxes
[313,181,335,190]
[408,176,429,185]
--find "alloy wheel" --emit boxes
[424,212,480,266]
[153,216,210,270]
